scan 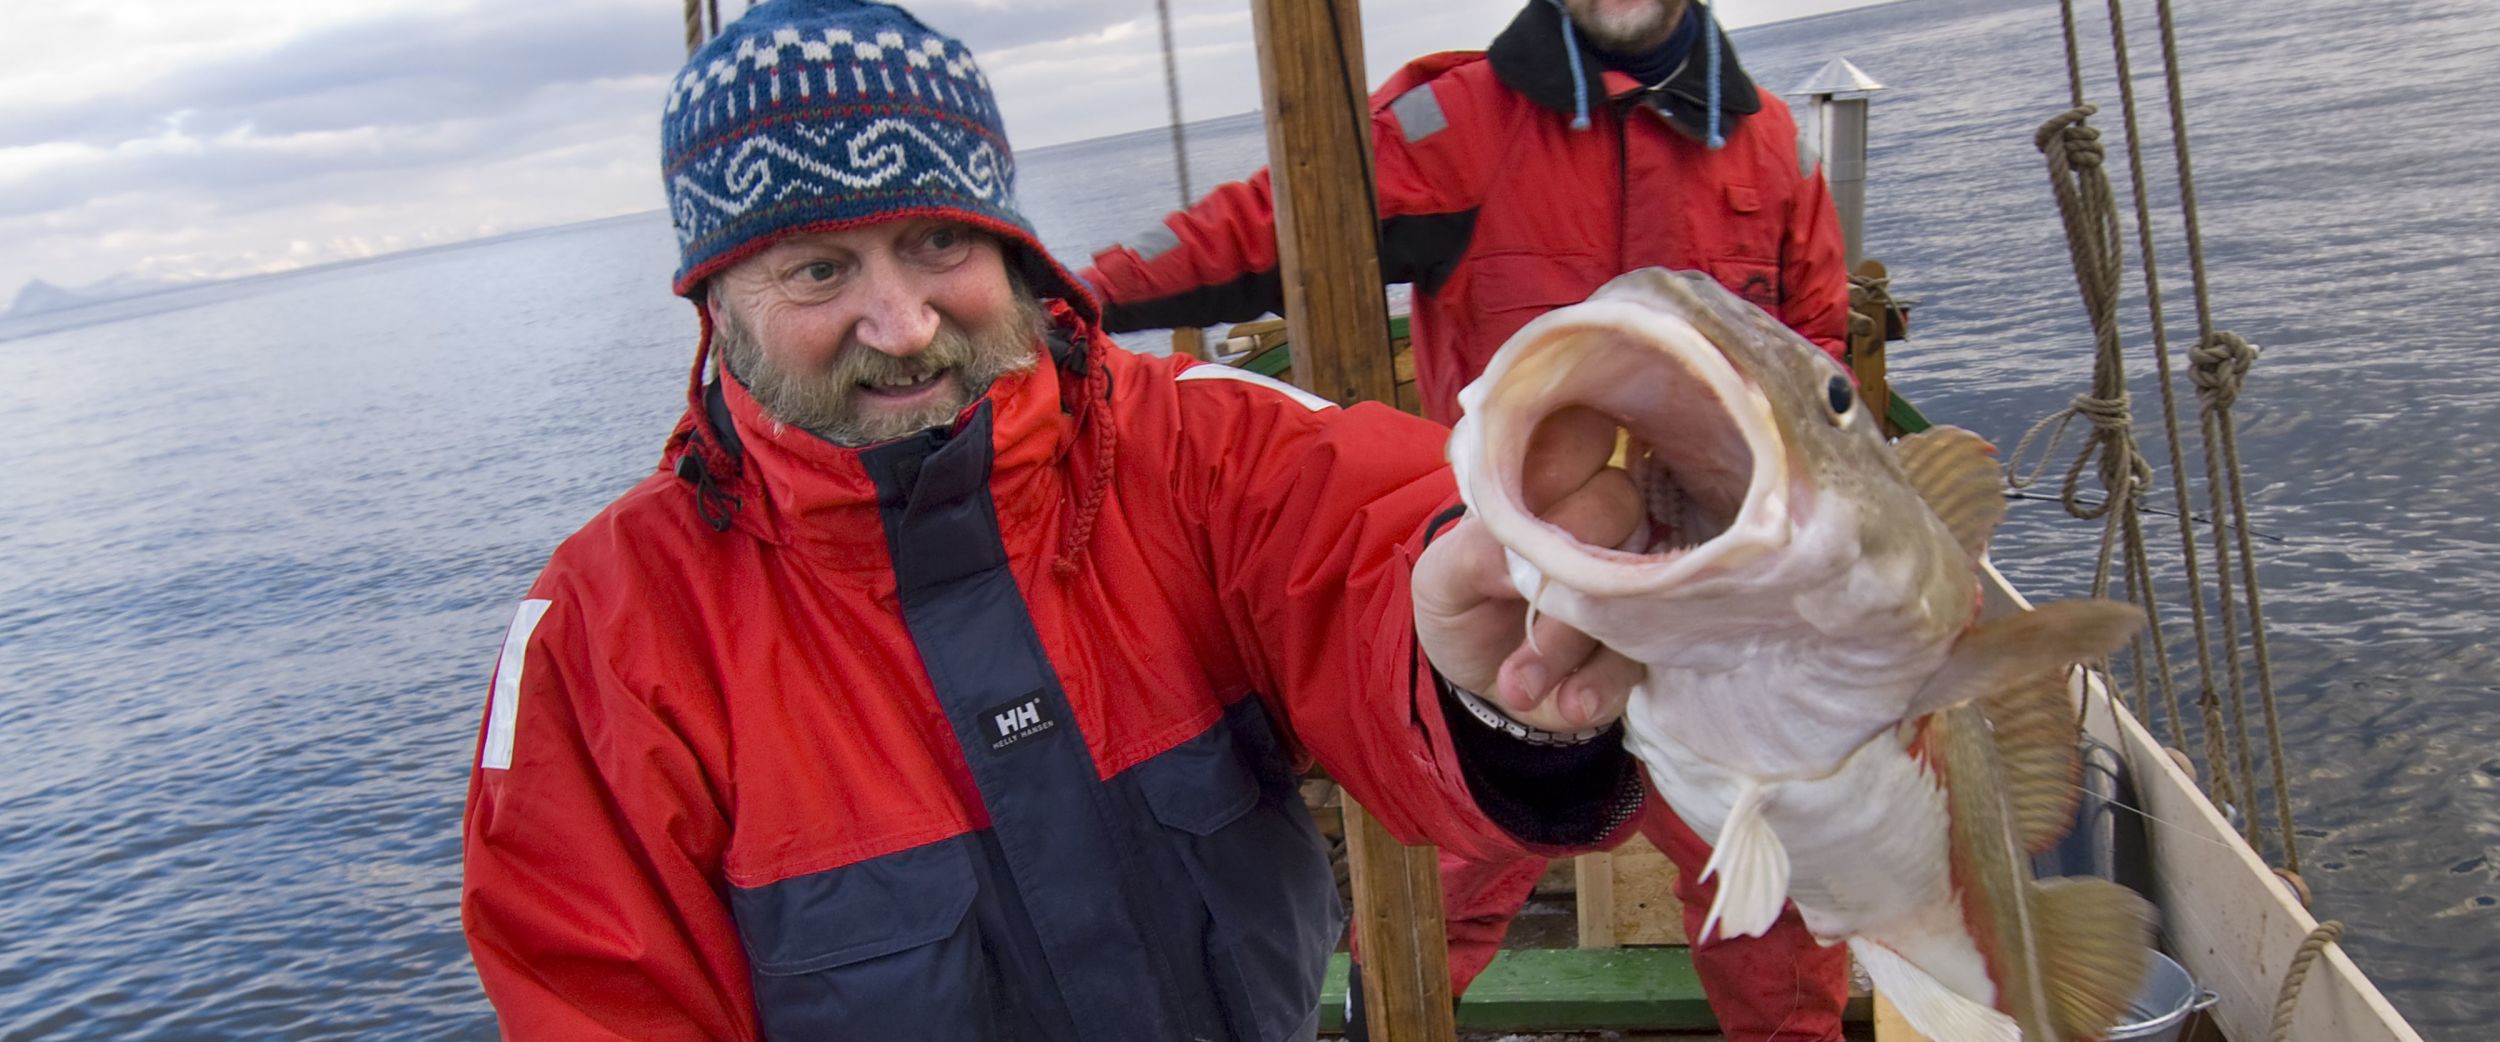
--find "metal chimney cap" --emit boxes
[1789,58,1885,96]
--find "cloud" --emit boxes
[0,0,1883,302]
[0,0,681,147]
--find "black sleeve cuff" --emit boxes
[1437,676,1644,848]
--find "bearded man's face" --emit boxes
[707,219,1045,447]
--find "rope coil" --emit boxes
[2269,921,2345,1042]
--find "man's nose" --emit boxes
[849,265,941,357]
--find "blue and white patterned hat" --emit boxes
[662,0,1084,311]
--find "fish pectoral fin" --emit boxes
[2031,877,2159,1039]
[1848,938,2021,1042]
[1980,669,2087,855]
[1906,599,2146,720]
[1894,426,2006,560]
[1697,781,1789,942]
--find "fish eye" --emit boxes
[1825,374,1856,422]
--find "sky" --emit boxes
[0,0,1881,306]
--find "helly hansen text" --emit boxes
[981,693,1057,751]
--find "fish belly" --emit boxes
[1633,723,2000,1006]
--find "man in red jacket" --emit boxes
[1079,2,1852,1039]
[459,1,1660,1039]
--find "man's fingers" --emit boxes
[1495,610,1598,712]
[1522,406,1620,512]
[1410,517,1531,612]
[1554,647,1642,727]
[1541,464,1642,551]
[1495,645,1644,733]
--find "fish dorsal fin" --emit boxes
[1979,670,2086,855]
[1894,426,2006,559]
[2028,877,2158,1039]
[1906,599,2145,720]
[1847,938,2021,1042]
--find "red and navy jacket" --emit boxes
[1079,1,1850,424]
[459,306,1642,1040]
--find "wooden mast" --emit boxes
[1250,0,1401,408]
[1249,1,1453,1039]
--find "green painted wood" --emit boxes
[1244,342,1293,377]
[1237,315,1409,379]
[1316,948,1717,1033]
[1887,389,1933,434]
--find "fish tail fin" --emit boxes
[1697,780,1789,942]
[1849,938,2021,1042]
[2030,877,2159,1039]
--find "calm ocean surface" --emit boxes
[3,0,2494,1037]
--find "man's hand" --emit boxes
[1413,407,1644,733]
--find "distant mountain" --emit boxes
[5,275,198,318]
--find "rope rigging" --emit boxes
[2028,11,2350,1027]
[2020,0,2310,879]
[2023,0,2304,883]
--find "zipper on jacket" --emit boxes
[1614,104,1631,275]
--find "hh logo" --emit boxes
[980,693,1057,752]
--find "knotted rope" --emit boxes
[1846,269,1892,348]
[2191,330,2257,410]
[2009,109,2148,564]
[2032,0,2312,869]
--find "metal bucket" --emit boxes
[2102,950,2221,1041]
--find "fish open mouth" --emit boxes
[1454,302,1793,598]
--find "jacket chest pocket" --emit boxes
[1707,183,1784,312]
[731,838,1003,1041]
[1132,699,1342,1042]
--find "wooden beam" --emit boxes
[1169,326,1208,361]
[1341,798,1457,1040]
[1250,2,1444,1038]
[1250,0,1399,408]
[1574,852,1618,949]
[1848,258,1896,438]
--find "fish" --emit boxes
[1446,268,2157,1042]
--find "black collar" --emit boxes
[1486,1,1761,140]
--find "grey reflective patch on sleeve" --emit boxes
[1391,84,1448,142]
[1127,221,1183,262]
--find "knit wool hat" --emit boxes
[660,0,1088,313]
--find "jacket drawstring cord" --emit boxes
[1703,2,1726,149]
[1054,357,1117,577]
[1544,0,1594,131]
[674,304,743,533]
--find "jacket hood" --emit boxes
[660,298,1111,578]
[1488,1,1760,139]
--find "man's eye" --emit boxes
[798,261,840,282]
[924,227,962,250]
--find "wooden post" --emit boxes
[1170,326,1208,361]
[1250,0,1400,407]
[1573,853,1618,948]
[1250,3,1444,1037]
[1342,798,1458,1040]
[1848,258,1896,437]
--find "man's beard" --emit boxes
[1566,0,1680,53]
[716,290,1048,447]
